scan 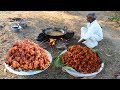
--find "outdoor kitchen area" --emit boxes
[1,11,119,79]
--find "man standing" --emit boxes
[77,13,103,48]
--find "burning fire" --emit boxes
[60,38,63,40]
[49,38,57,45]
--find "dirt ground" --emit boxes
[0,11,120,79]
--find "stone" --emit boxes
[0,23,5,28]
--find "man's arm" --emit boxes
[79,39,86,43]
[76,39,86,45]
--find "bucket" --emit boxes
[11,25,21,33]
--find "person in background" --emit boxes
[77,13,103,48]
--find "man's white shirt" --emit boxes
[82,20,103,40]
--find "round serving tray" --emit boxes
[61,50,104,77]
[5,50,52,75]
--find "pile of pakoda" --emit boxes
[62,45,101,74]
[5,39,50,71]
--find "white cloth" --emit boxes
[78,20,103,48]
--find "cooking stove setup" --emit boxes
[36,27,75,50]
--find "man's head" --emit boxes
[86,13,96,23]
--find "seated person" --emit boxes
[77,13,103,48]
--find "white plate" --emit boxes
[61,50,104,77]
[5,50,52,75]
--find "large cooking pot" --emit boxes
[42,27,67,39]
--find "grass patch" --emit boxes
[108,15,120,27]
